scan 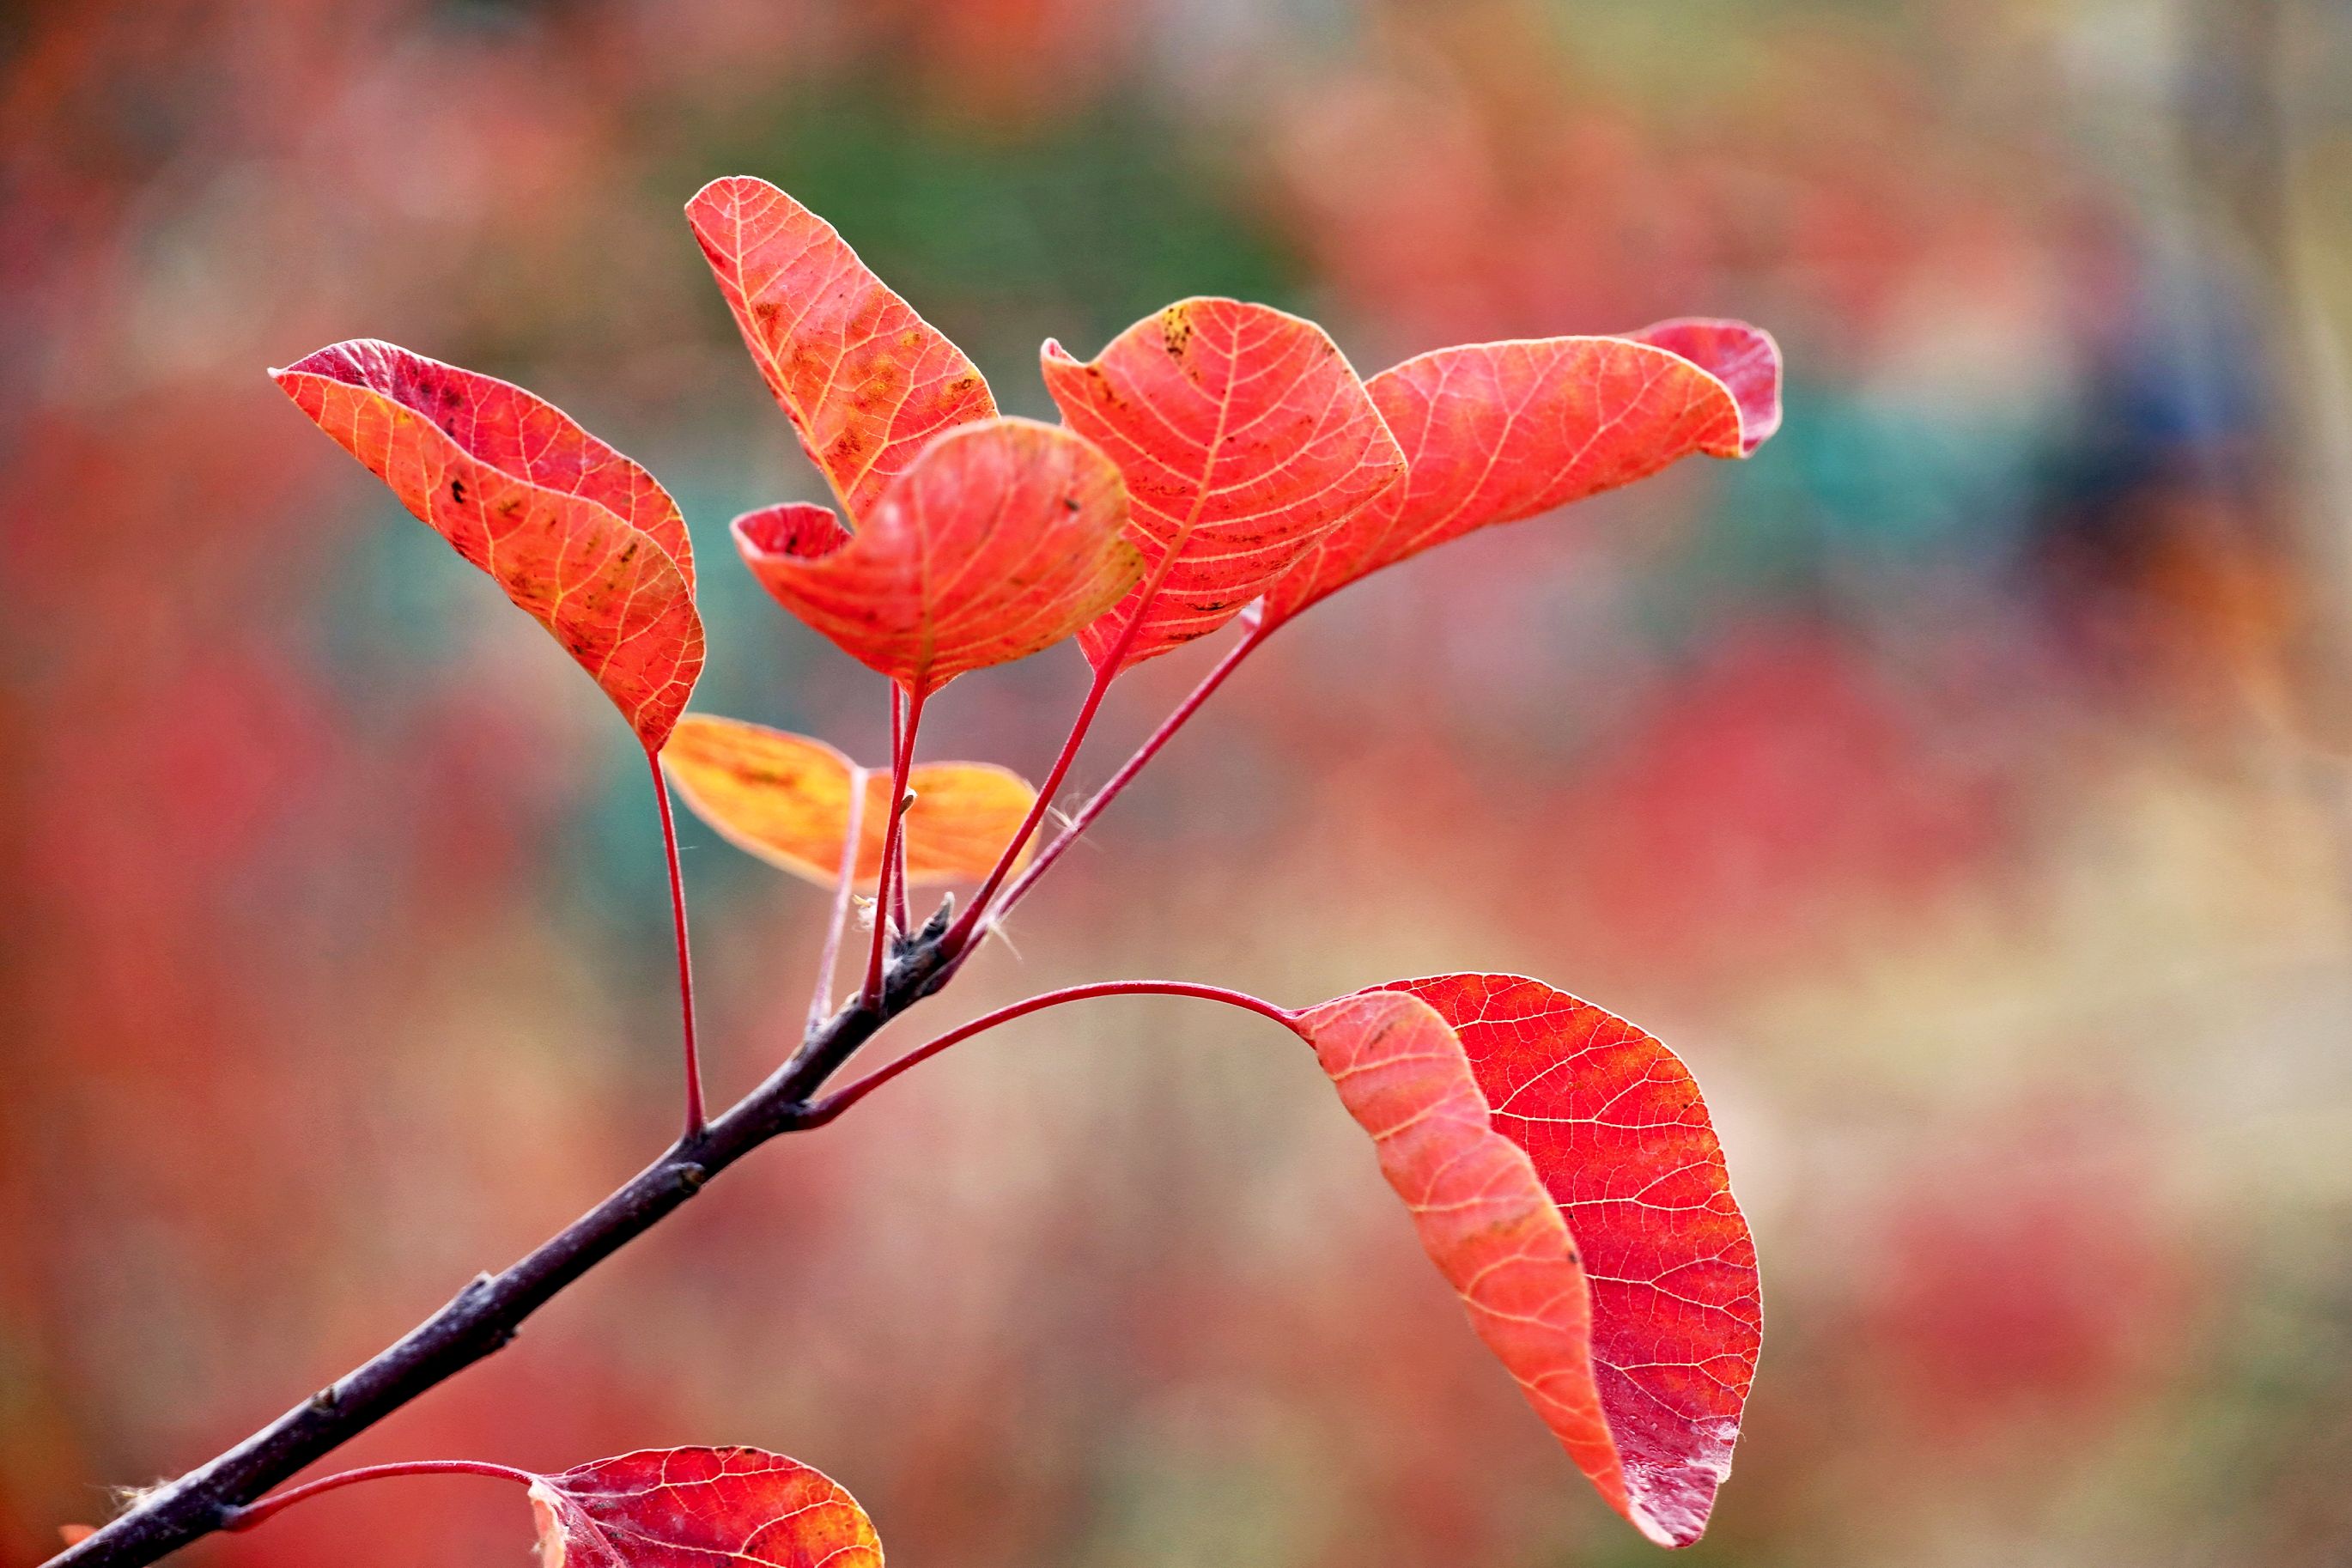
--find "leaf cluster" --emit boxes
[59,176,1784,1568]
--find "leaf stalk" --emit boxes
[799,978,1302,1127]
[991,620,1268,931]
[862,687,927,1003]
[225,1461,532,1534]
[650,750,705,1138]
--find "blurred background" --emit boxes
[6,1,2352,1565]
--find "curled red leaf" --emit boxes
[1263,321,1782,625]
[1292,974,1759,1547]
[1628,319,1783,454]
[273,340,702,751]
[527,1447,878,1568]
[732,416,1142,695]
[1041,298,1407,674]
[689,175,996,519]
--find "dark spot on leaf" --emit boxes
[449,479,467,504]
[1063,495,1080,512]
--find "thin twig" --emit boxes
[40,933,957,1568]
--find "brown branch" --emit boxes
[41,916,957,1568]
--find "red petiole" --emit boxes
[988,617,1268,933]
[862,686,927,1005]
[649,751,704,1139]
[799,979,1302,1127]
[225,1461,532,1534]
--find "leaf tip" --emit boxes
[684,172,773,216]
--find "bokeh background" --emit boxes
[8,1,2352,1565]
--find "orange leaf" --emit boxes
[1262,320,1781,625]
[1293,974,1759,1548]
[1041,299,1407,675]
[273,341,702,751]
[527,1447,878,1568]
[662,714,1036,887]
[688,176,996,519]
[732,417,1141,695]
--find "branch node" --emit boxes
[887,895,953,962]
[673,1162,708,1194]
[307,1385,339,1413]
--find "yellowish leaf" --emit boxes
[662,714,1035,888]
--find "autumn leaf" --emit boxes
[273,340,703,751]
[663,714,1036,886]
[1261,320,1782,625]
[732,416,1142,695]
[1041,298,1407,675]
[527,1447,878,1568]
[688,175,996,519]
[1292,974,1759,1548]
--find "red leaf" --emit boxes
[527,1447,879,1568]
[273,340,703,751]
[732,416,1142,695]
[688,176,996,519]
[1041,298,1407,674]
[1262,321,1780,625]
[1292,975,1759,1547]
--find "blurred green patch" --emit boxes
[661,82,1304,410]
